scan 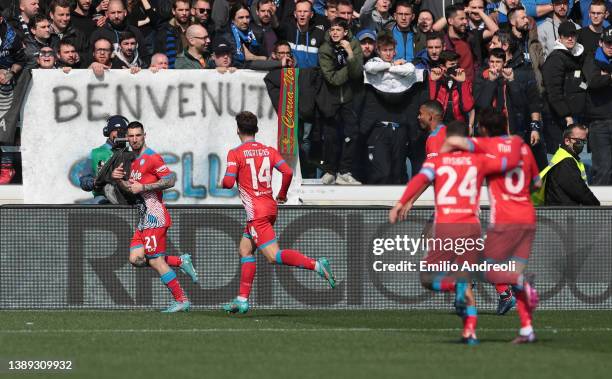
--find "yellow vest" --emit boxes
[532,147,587,205]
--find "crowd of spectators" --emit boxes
[0,0,611,187]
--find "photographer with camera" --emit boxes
[79,115,130,204]
[427,50,475,127]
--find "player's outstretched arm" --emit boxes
[440,136,471,154]
[389,173,431,223]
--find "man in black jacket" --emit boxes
[582,27,612,185]
[250,0,278,57]
[474,47,548,169]
[48,0,90,60]
[542,21,587,129]
[542,124,600,205]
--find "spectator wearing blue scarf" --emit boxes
[226,5,265,65]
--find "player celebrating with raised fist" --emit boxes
[111,121,198,313]
[221,111,336,315]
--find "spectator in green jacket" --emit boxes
[318,18,364,185]
[175,24,212,69]
[79,115,129,204]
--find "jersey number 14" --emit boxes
[246,157,272,190]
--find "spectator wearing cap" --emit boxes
[578,0,610,54]
[582,27,612,184]
[250,0,278,57]
[387,1,416,62]
[357,29,377,63]
[414,31,445,71]
[79,115,129,205]
[24,14,52,69]
[359,0,395,33]
[538,0,581,59]
[175,24,212,69]
[542,21,587,129]
[276,0,325,68]
[209,37,237,73]
[111,31,144,70]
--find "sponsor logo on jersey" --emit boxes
[130,171,142,181]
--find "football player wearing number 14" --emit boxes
[111,122,199,313]
[221,111,336,314]
[389,120,522,345]
[441,108,542,344]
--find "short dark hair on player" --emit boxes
[445,4,465,19]
[127,121,144,132]
[478,108,507,136]
[420,100,444,118]
[489,48,506,61]
[446,120,469,137]
[236,111,259,135]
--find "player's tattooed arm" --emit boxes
[143,173,176,192]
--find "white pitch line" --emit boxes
[2,327,612,333]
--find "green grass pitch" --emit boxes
[1,310,612,379]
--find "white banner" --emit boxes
[22,69,300,204]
